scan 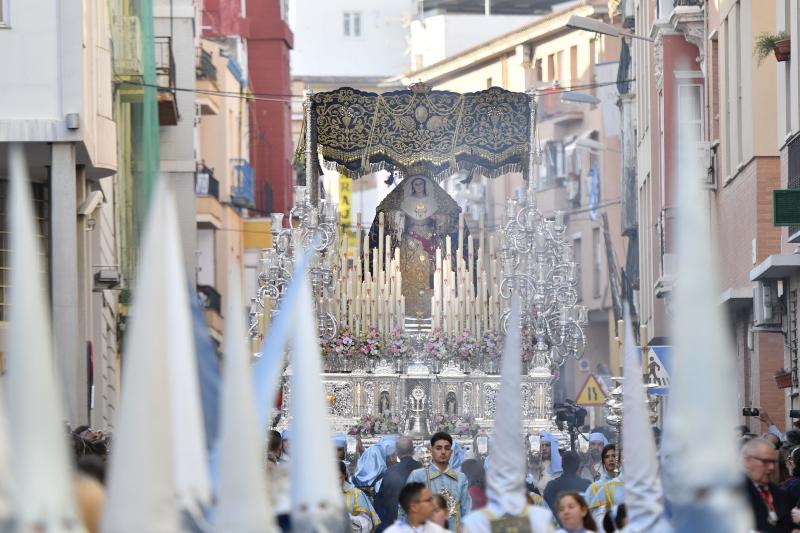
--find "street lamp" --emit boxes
[566,15,654,43]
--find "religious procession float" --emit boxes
[247,83,592,451]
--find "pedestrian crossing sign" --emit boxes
[576,374,607,406]
[644,346,672,396]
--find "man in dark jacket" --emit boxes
[743,437,795,532]
[374,436,422,530]
[543,450,591,514]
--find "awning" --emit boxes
[718,287,752,311]
[749,254,800,281]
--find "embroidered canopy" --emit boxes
[296,85,532,181]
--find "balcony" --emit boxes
[197,284,222,315]
[196,48,217,82]
[112,16,144,103]
[155,36,179,126]
[537,86,584,124]
[195,48,220,116]
[195,166,219,200]
[227,57,247,87]
[112,16,143,78]
[674,0,702,6]
[231,159,255,208]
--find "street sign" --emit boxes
[643,346,671,396]
[576,374,607,406]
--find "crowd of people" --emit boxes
[739,413,800,532]
[64,422,630,532]
[259,429,626,533]
[68,405,800,533]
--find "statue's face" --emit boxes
[412,178,426,195]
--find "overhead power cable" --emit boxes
[114,78,637,104]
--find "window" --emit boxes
[573,237,582,302]
[343,12,362,37]
[556,50,564,82]
[0,0,9,26]
[570,45,578,85]
[678,84,703,147]
[547,54,555,82]
[534,58,543,83]
[788,137,800,239]
[543,140,565,186]
[0,180,50,320]
[486,77,493,89]
[592,227,601,298]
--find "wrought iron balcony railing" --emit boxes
[197,284,222,314]
[674,0,703,6]
[194,167,219,200]
[231,159,255,208]
[196,48,217,82]
[155,36,179,125]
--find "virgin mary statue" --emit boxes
[369,175,464,318]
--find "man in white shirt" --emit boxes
[384,482,447,533]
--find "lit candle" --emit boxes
[458,213,465,252]
[378,212,385,281]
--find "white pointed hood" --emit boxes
[253,249,315,429]
[288,273,349,532]
[486,296,526,516]
[167,241,211,523]
[214,267,277,532]
[6,144,80,530]
[102,184,185,532]
[661,121,752,531]
[621,305,671,533]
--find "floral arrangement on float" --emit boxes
[359,327,383,359]
[432,413,480,436]
[424,328,452,360]
[387,327,410,359]
[348,412,402,436]
[453,330,478,365]
[480,329,502,360]
[321,327,358,359]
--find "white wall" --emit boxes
[0,0,81,127]
[288,0,414,78]
[410,13,537,70]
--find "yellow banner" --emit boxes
[338,175,357,254]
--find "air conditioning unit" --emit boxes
[94,268,122,291]
[753,280,781,327]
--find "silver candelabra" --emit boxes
[249,185,340,342]
[497,183,588,369]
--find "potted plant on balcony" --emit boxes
[755,31,791,65]
[774,368,793,389]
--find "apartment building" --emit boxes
[194,36,253,343]
[203,0,295,214]
[625,0,788,427]
[750,0,800,426]
[0,0,121,428]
